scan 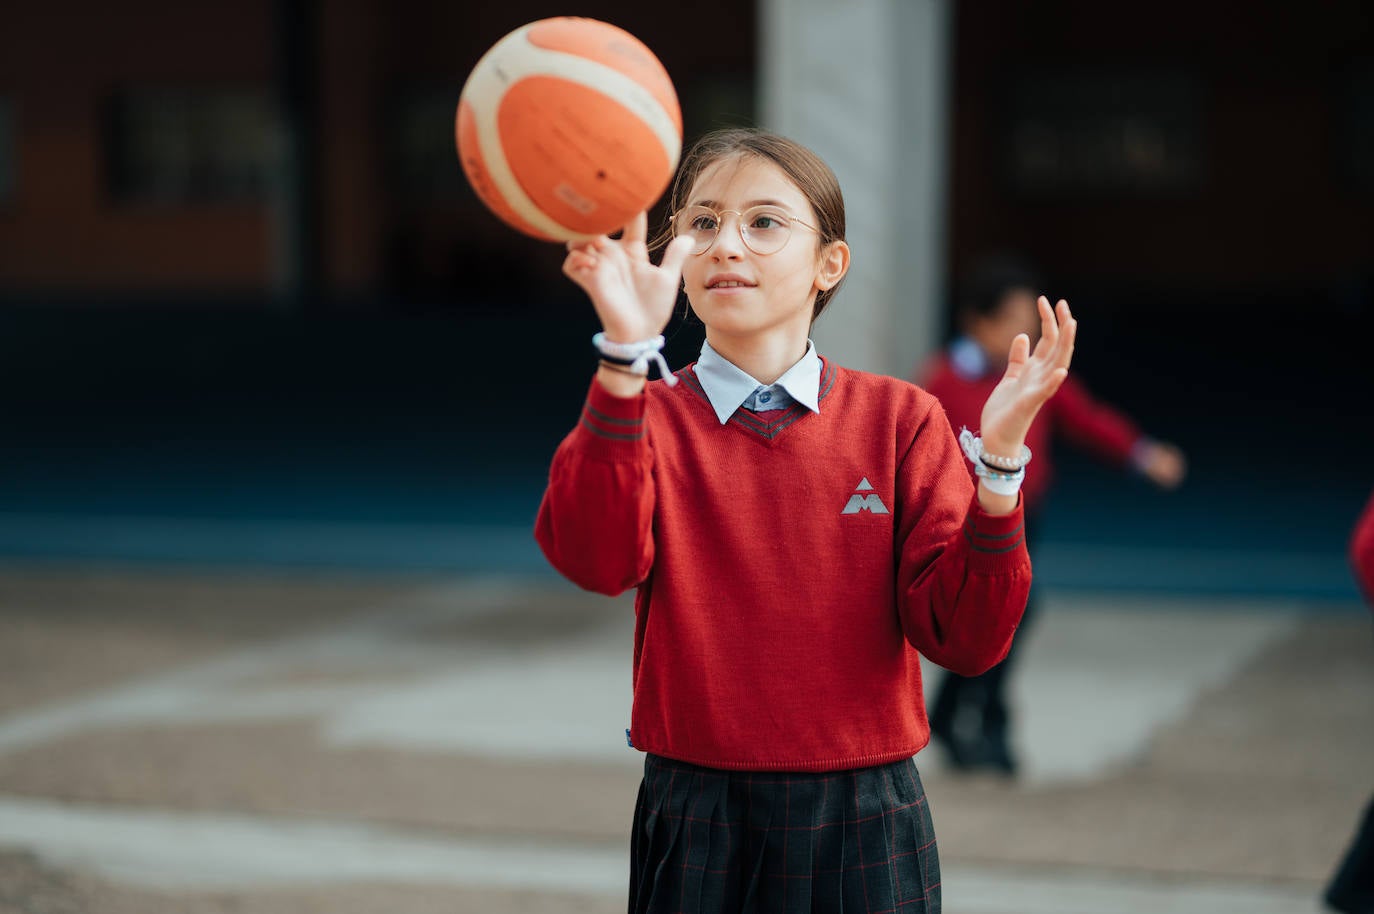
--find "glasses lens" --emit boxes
[740,206,793,255]
[676,207,718,255]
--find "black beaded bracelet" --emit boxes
[599,359,647,377]
[595,346,637,366]
[980,455,1026,473]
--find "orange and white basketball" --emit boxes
[455,17,683,242]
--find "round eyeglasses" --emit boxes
[670,205,821,256]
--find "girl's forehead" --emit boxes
[688,156,808,209]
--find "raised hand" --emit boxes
[562,211,696,343]
[978,296,1077,458]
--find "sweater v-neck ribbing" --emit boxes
[677,358,838,442]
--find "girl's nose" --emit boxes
[710,215,746,259]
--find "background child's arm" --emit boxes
[1051,375,1187,489]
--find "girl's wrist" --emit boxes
[591,333,678,388]
[595,363,647,398]
[980,437,1025,462]
[976,482,1018,516]
[600,322,662,344]
[602,330,649,345]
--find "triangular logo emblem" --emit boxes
[842,478,888,515]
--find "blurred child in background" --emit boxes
[918,254,1187,776]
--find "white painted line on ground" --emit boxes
[0,795,625,893]
[322,629,636,763]
[947,862,1321,914]
[922,599,1300,784]
[0,577,545,755]
[0,795,1320,913]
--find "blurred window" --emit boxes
[1004,71,1202,196]
[106,89,277,201]
[1343,66,1374,194]
[681,76,755,137]
[0,98,13,204]
[388,89,472,203]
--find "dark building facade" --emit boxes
[0,1,756,306]
[2,1,1370,314]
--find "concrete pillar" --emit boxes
[759,0,952,379]
[271,0,322,311]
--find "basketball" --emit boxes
[455,17,683,242]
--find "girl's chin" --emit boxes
[700,313,766,336]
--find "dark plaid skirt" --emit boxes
[629,754,940,914]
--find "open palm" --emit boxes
[562,211,695,343]
[979,296,1078,455]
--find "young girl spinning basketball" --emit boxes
[535,128,1077,914]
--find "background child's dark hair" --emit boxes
[958,254,1043,320]
[657,128,847,320]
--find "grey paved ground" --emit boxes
[0,566,1369,913]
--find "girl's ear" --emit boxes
[815,240,851,291]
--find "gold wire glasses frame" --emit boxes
[670,205,821,256]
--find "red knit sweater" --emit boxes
[535,360,1031,772]
[1351,490,1374,606]
[921,352,1142,511]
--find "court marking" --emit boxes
[0,794,1321,913]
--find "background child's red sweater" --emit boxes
[1352,490,1374,603]
[921,352,1142,512]
[536,361,1031,772]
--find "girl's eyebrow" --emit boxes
[689,198,790,210]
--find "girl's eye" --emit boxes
[690,215,718,232]
[750,212,786,230]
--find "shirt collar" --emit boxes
[694,338,822,425]
[949,335,992,380]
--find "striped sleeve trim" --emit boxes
[579,414,643,441]
[586,405,642,428]
[963,519,1026,555]
[578,377,647,444]
[580,404,644,441]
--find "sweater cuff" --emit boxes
[572,375,648,459]
[962,493,1028,574]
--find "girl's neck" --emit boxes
[706,327,811,385]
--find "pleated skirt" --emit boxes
[629,753,941,914]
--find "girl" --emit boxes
[535,128,1076,914]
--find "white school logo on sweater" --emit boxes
[841,477,889,515]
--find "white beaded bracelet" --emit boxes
[592,332,678,387]
[958,428,1031,471]
[959,428,1027,496]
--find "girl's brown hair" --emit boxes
[657,128,847,321]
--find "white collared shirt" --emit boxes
[949,335,992,380]
[693,339,822,425]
